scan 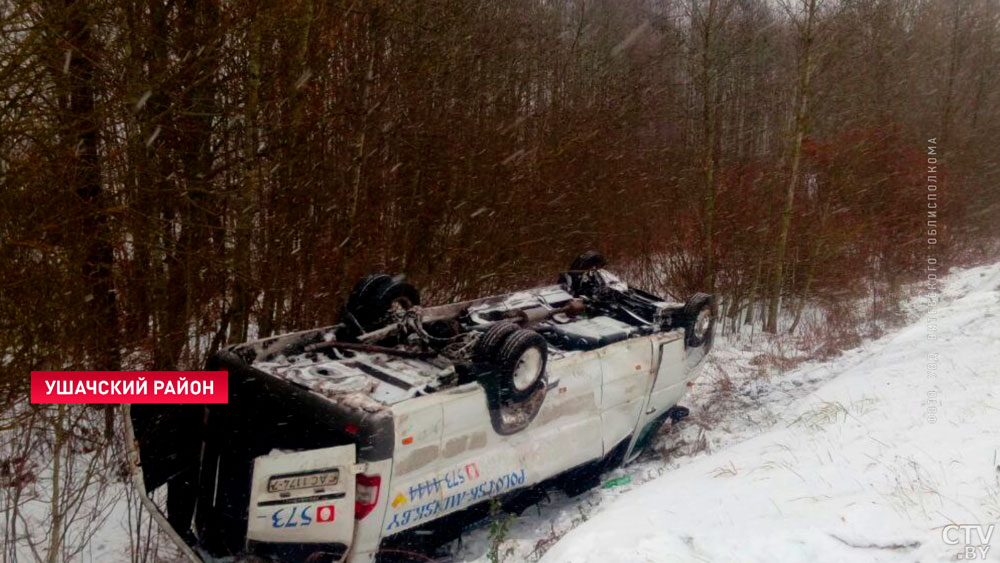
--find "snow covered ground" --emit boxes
[451,262,1000,563]
[12,262,998,562]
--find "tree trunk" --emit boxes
[229,5,262,344]
[61,0,119,439]
[161,0,221,367]
[766,0,817,333]
[695,0,725,292]
[789,238,821,334]
[46,405,65,563]
[62,0,119,372]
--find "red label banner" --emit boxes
[30,371,229,404]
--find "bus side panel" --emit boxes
[380,354,605,537]
[599,338,654,453]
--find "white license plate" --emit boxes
[267,469,339,493]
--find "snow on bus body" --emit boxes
[126,273,714,563]
[252,351,440,405]
[241,286,580,403]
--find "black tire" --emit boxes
[561,251,607,295]
[496,329,548,401]
[344,274,420,332]
[474,321,520,362]
[569,250,607,272]
[348,274,392,306]
[668,405,690,422]
[682,292,714,348]
[341,274,392,335]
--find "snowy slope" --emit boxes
[537,263,1000,563]
[22,264,997,562]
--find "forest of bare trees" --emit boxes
[2,0,1000,560]
[3,0,999,385]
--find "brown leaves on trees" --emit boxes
[0,0,998,386]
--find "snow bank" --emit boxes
[539,262,1000,563]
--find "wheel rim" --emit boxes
[512,347,542,391]
[693,309,711,340]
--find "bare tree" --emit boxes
[766,0,823,334]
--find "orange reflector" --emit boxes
[402,436,413,445]
[392,493,407,508]
[635,364,642,371]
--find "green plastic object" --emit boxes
[601,475,632,489]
